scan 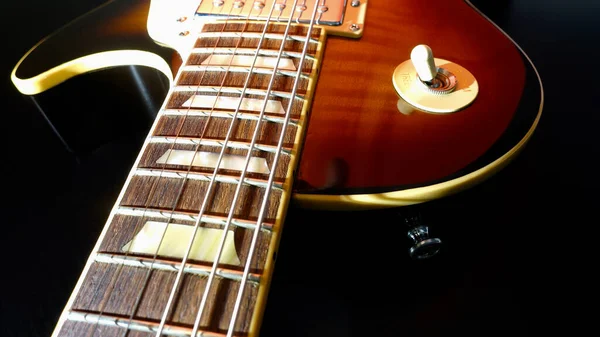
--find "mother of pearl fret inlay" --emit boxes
[156,149,271,174]
[182,95,285,114]
[201,55,296,71]
[121,221,241,265]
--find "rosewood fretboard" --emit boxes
[52,21,325,337]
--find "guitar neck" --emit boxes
[52,21,325,337]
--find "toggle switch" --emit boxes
[392,44,478,114]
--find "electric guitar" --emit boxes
[11,1,543,336]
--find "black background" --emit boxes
[1,1,596,336]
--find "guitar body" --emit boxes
[10,1,544,337]
[12,0,543,210]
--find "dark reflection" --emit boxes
[323,157,349,189]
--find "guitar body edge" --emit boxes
[10,0,180,96]
[293,106,541,211]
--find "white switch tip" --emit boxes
[410,44,438,82]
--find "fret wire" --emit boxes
[94,253,261,284]
[80,4,246,337]
[226,1,322,335]
[196,30,319,43]
[148,136,293,153]
[69,310,230,337]
[172,85,306,100]
[191,47,316,60]
[161,108,300,125]
[154,3,282,337]
[134,167,285,190]
[115,206,275,232]
[181,64,310,78]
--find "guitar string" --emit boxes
[153,1,290,336]
[186,1,307,336]
[224,2,322,336]
[76,3,243,337]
